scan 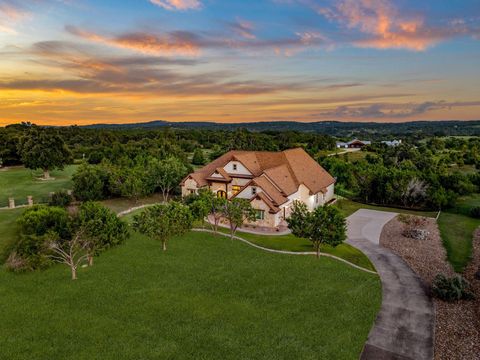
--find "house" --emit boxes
[381,140,402,147]
[181,148,336,229]
[336,139,371,149]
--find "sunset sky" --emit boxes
[0,0,479,126]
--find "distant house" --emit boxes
[336,139,372,149]
[181,148,336,229]
[381,140,402,147]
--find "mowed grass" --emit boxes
[0,208,23,255]
[438,212,480,272]
[335,199,438,218]
[438,194,480,272]
[0,229,381,360]
[214,227,375,272]
[0,165,78,206]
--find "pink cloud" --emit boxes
[66,26,201,56]
[0,1,30,34]
[149,0,201,11]
[317,0,479,51]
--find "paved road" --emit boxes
[347,209,435,360]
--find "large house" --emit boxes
[181,148,336,229]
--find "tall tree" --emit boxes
[287,202,347,258]
[133,202,192,251]
[149,157,188,201]
[221,198,257,240]
[192,148,206,166]
[18,128,72,179]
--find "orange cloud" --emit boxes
[66,26,200,56]
[149,0,201,11]
[317,0,474,51]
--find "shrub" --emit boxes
[432,274,475,302]
[49,190,73,207]
[470,206,480,219]
[3,206,71,271]
[398,214,428,239]
[72,164,107,201]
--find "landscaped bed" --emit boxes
[0,229,381,360]
[380,216,480,360]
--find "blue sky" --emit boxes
[0,0,479,125]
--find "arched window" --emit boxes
[217,190,227,199]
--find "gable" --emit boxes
[223,161,252,176]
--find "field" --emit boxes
[0,226,381,359]
[0,165,78,207]
[335,199,438,218]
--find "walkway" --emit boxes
[347,209,435,360]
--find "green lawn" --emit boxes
[0,208,23,256]
[450,193,480,217]
[438,212,480,273]
[101,193,165,214]
[335,198,438,218]
[0,228,381,360]
[0,165,78,207]
[217,228,376,272]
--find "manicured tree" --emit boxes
[18,128,72,179]
[209,195,227,234]
[221,198,257,240]
[149,157,188,201]
[287,201,347,258]
[72,163,107,201]
[192,148,206,166]
[47,229,89,280]
[77,202,129,266]
[187,189,212,228]
[133,202,193,251]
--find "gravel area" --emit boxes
[380,216,480,360]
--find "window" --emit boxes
[315,193,319,204]
[217,190,227,199]
[233,163,238,171]
[251,187,257,195]
[256,210,265,220]
[189,189,196,195]
[232,185,241,195]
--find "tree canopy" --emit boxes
[287,202,347,258]
[18,128,72,179]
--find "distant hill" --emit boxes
[81,120,480,137]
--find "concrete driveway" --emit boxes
[347,209,435,360]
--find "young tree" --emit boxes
[186,189,212,228]
[18,128,72,179]
[133,202,193,251]
[287,202,347,258]
[192,148,206,165]
[77,202,129,266]
[209,195,227,234]
[149,157,188,201]
[221,198,257,240]
[47,229,89,280]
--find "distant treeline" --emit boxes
[80,119,480,138]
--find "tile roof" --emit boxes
[182,148,335,204]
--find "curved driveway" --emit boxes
[347,209,435,360]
